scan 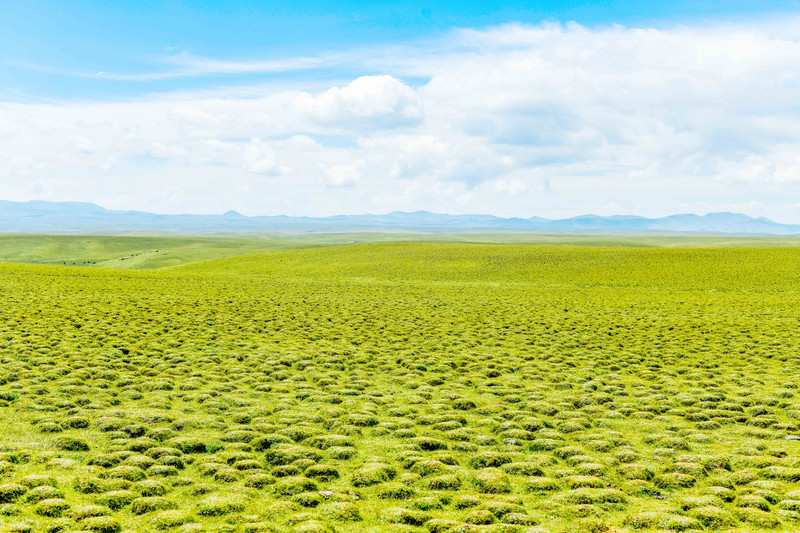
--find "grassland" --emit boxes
[2,233,800,270]
[1,241,800,533]
[0,235,305,269]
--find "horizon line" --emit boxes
[1,198,794,225]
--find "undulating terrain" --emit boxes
[1,241,800,533]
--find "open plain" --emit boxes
[1,240,800,533]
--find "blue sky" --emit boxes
[3,1,800,220]
[5,0,800,99]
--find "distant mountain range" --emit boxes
[1,200,799,235]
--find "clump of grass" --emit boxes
[274,476,318,496]
[653,472,696,489]
[54,435,90,451]
[703,485,736,501]
[736,494,771,511]
[411,459,450,476]
[96,490,136,510]
[135,479,167,497]
[473,469,512,494]
[152,509,192,529]
[169,437,208,454]
[736,507,782,528]
[320,501,361,521]
[618,464,653,481]
[70,504,112,521]
[81,516,122,533]
[469,451,513,469]
[33,498,70,517]
[104,465,147,482]
[304,464,339,481]
[453,494,483,510]
[20,474,57,488]
[197,495,245,516]
[690,505,735,528]
[502,462,545,476]
[265,445,321,466]
[483,500,525,518]
[503,512,538,525]
[554,488,627,505]
[351,463,396,486]
[411,437,448,451]
[23,485,63,503]
[376,482,416,499]
[567,476,606,489]
[525,477,560,492]
[381,506,430,526]
[425,474,462,491]
[465,509,496,524]
[327,446,356,460]
[131,496,177,515]
[243,473,275,488]
[0,503,20,516]
[288,492,320,508]
[0,484,27,503]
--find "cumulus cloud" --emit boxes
[4,20,800,219]
[295,75,423,129]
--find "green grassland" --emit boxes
[0,235,306,269]
[2,233,800,270]
[1,242,800,533]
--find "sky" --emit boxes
[3,1,800,221]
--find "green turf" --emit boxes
[1,243,800,533]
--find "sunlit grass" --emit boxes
[0,243,799,532]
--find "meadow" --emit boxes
[1,240,800,533]
[2,233,800,269]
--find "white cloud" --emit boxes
[242,139,287,176]
[295,75,422,129]
[5,20,800,220]
[72,136,98,153]
[493,178,528,194]
[324,159,365,187]
[10,52,326,81]
[0,117,14,137]
[162,52,325,76]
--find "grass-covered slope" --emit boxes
[0,235,308,269]
[3,233,800,270]
[181,243,800,291]
[1,244,800,533]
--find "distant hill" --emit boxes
[1,200,799,234]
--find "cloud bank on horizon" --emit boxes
[3,3,800,221]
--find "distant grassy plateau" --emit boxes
[2,233,800,269]
[1,237,799,533]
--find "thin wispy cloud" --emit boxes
[161,52,328,76]
[8,60,183,82]
[10,52,329,82]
